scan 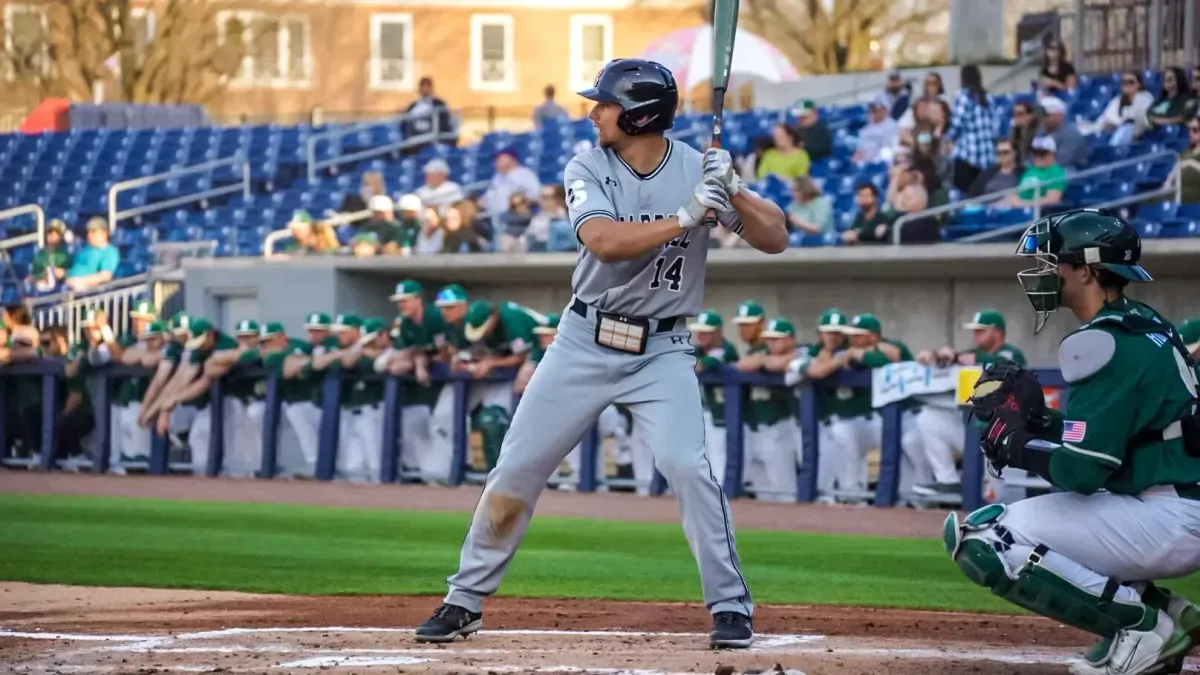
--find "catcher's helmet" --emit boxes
[578,59,678,136]
[1016,209,1151,332]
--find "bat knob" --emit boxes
[700,209,719,230]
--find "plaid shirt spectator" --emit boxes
[948,89,999,169]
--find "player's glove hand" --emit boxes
[702,147,741,197]
[677,176,731,230]
[968,363,1048,473]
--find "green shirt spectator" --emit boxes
[1009,136,1067,205]
[29,219,72,292]
[843,183,894,244]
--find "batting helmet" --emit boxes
[578,59,678,136]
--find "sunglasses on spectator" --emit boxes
[996,148,1013,155]
[1190,125,1200,133]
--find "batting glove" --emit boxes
[702,147,741,196]
[677,176,731,230]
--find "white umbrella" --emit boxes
[639,25,799,91]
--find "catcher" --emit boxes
[945,210,1200,675]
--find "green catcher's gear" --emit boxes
[943,504,1154,639]
[1016,209,1152,333]
[474,405,511,471]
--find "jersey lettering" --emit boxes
[649,255,685,292]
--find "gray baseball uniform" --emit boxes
[444,140,754,619]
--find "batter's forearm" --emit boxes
[577,217,688,263]
[732,192,788,254]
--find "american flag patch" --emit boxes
[1062,421,1088,442]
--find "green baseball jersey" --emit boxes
[394,303,448,352]
[744,344,798,429]
[302,336,346,406]
[341,357,385,408]
[697,339,739,427]
[61,343,93,416]
[795,343,873,422]
[1037,299,1200,496]
[163,340,184,365]
[476,302,542,356]
[261,338,314,404]
[180,332,238,408]
[975,343,1026,367]
[114,333,152,406]
[442,320,469,351]
[228,348,264,401]
[858,338,921,412]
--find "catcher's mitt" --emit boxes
[968,363,1047,473]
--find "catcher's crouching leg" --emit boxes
[943,504,1187,674]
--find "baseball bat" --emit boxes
[701,0,740,229]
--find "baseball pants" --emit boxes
[285,401,322,475]
[187,399,241,476]
[109,404,151,473]
[746,418,801,503]
[430,380,512,476]
[444,307,753,617]
[817,414,879,500]
[914,405,964,485]
[703,411,727,490]
[562,404,626,488]
[898,410,934,497]
[337,404,383,483]
[245,400,308,478]
[398,404,436,479]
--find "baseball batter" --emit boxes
[415,58,787,649]
[688,309,739,488]
[946,210,1200,675]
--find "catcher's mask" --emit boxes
[1016,218,1063,334]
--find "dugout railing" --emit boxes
[0,360,1067,511]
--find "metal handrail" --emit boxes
[107,154,251,231]
[958,157,1198,243]
[30,273,150,343]
[306,109,458,182]
[0,204,46,249]
[891,149,1179,244]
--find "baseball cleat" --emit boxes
[414,603,482,643]
[709,611,753,649]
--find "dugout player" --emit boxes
[415,58,787,649]
[946,210,1200,675]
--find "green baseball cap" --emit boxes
[1180,318,1200,352]
[390,279,424,302]
[843,313,882,335]
[435,284,469,306]
[169,312,192,336]
[289,209,313,227]
[533,313,560,335]
[792,98,817,113]
[733,300,766,324]
[362,317,386,337]
[185,318,215,349]
[259,321,284,338]
[818,308,851,332]
[688,309,723,332]
[130,299,157,320]
[235,319,260,336]
[332,313,362,331]
[303,312,331,329]
[464,300,497,342]
[141,320,168,338]
[761,317,796,338]
[352,232,380,246]
[963,309,1006,331]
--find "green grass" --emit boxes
[2,493,1197,614]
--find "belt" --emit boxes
[570,297,681,334]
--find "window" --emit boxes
[3,3,50,80]
[470,14,514,92]
[217,10,312,89]
[369,13,414,91]
[570,15,612,92]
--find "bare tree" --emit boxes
[1,0,243,107]
[700,0,948,75]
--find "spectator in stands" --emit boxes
[357,195,400,248]
[967,139,1024,198]
[1009,100,1039,164]
[401,77,455,155]
[757,124,811,180]
[1167,117,1200,203]
[276,210,320,257]
[533,85,569,129]
[1094,70,1154,144]
[914,131,953,187]
[900,97,951,149]
[339,171,387,214]
[738,136,775,183]
[1148,66,1195,129]
[886,154,931,216]
[884,71,911,121]
[351,233,380,258]
[498,193,534,253]
[312,220,341,253]
[483,149,539,216]
[1186,70,1200,119]
[395,194,424,254]
[791,99,832,162]
[65,218,120,292]
[842,182,893,244]
[1037,37,1077,94]
[853,94,900,165]
[526,184,570,252]
[417,207,445,253]
[1036,96,1089,169]
[28,219,72,294]
[441,200,488,254]
[947,64,999,193]
[1002,136,1066,207]
[3,303,33,333]
[899,72,949,136]
[786,175,834,236]
[415,158,464,211]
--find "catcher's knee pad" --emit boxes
[943,505,1151,639]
